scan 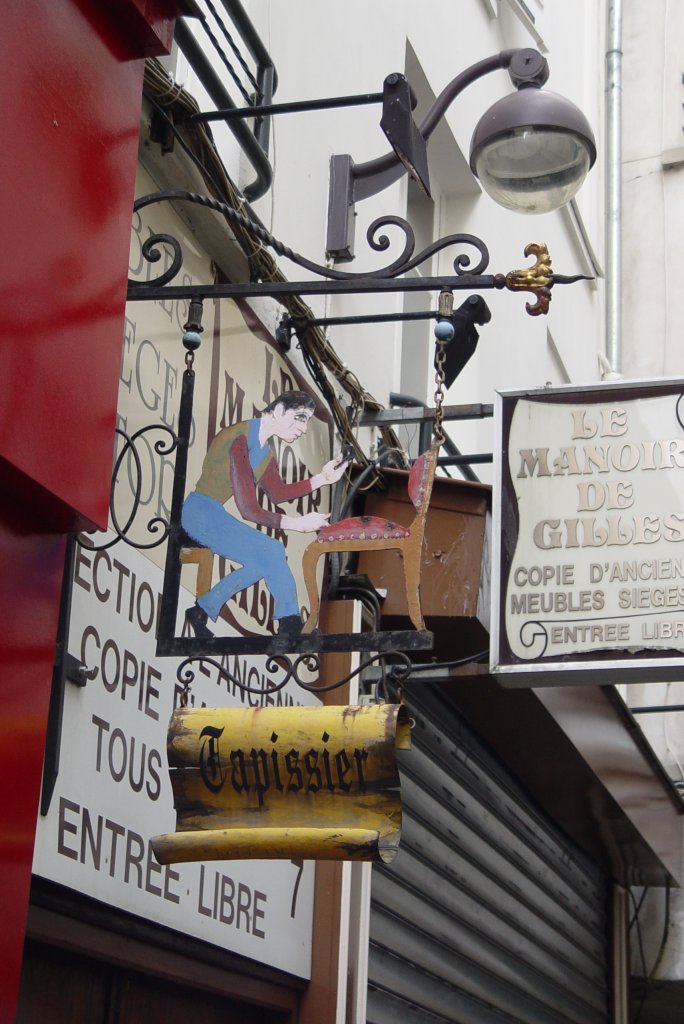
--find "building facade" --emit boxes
[3,1,684,1022]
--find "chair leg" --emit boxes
[195,549,214,599]
[301,544,323,633]
[402,543,425,631]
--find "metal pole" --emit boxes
[606,0,623,374]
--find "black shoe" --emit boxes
[278,614,303,637]
[185,603,213,638]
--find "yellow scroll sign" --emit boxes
[152,703,411,864]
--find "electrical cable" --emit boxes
[409,649,490,673]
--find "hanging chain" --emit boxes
[433,289,454,445]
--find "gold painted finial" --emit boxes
[505,242,553,316]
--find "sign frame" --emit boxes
[155,350,432,660]
[491,377,684,686]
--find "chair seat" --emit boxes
[316,514,410,543]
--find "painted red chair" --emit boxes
[302,443,439,632]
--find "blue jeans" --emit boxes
[181,491,299,621]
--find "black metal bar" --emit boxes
[157,367,196,651]
[192,92,383,123]
[359,403,494,426]
[631,705,684,714]
[437,453,492,466]
[158,628,433,658]
[40,535,78,816]
[128,273,500,302]
[289,310,440,330]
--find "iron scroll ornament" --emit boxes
[78,424,178,553]
[129,189,489,286]
[126,190,589,310]
[175,649,415,709]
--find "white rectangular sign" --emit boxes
[33,534,317,977]
[491,379,684,685]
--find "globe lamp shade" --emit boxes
[469,87,596,214]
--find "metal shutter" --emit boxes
[367,687,610,1024]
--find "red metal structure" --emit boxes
[0,1,191,1017]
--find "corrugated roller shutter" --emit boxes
[367,687,609,1024]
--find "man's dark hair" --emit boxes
[262,390,315,415]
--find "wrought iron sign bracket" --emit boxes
[77,190,592,723]
[126,190,590,315]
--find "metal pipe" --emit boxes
[353,49,522,201]
[214,0,278,167]
[174,19,273,201]
[288,310,440,330]
[254,61,275,159]
[606,0,623,373]
[217,0,277,86]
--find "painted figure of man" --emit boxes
[182,390,347,638]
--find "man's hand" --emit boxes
[281,512,330,533]
[311,454,349,490]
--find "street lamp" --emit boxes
[327,48,596,259]
[469,50,596,213]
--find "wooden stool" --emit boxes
[180,544,214,599]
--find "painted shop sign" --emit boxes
[123,166,431,658]
[32,532,318,977]
[123,167,429,659]
[152,704,410,865]
[491,379,684,686]
[123,167,333,653]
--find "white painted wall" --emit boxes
[622,0,684,380]
[621,0,684,987]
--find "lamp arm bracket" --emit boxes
[352,49,544,202]
[328,49,548,258]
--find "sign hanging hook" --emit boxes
[182,297,204,370]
